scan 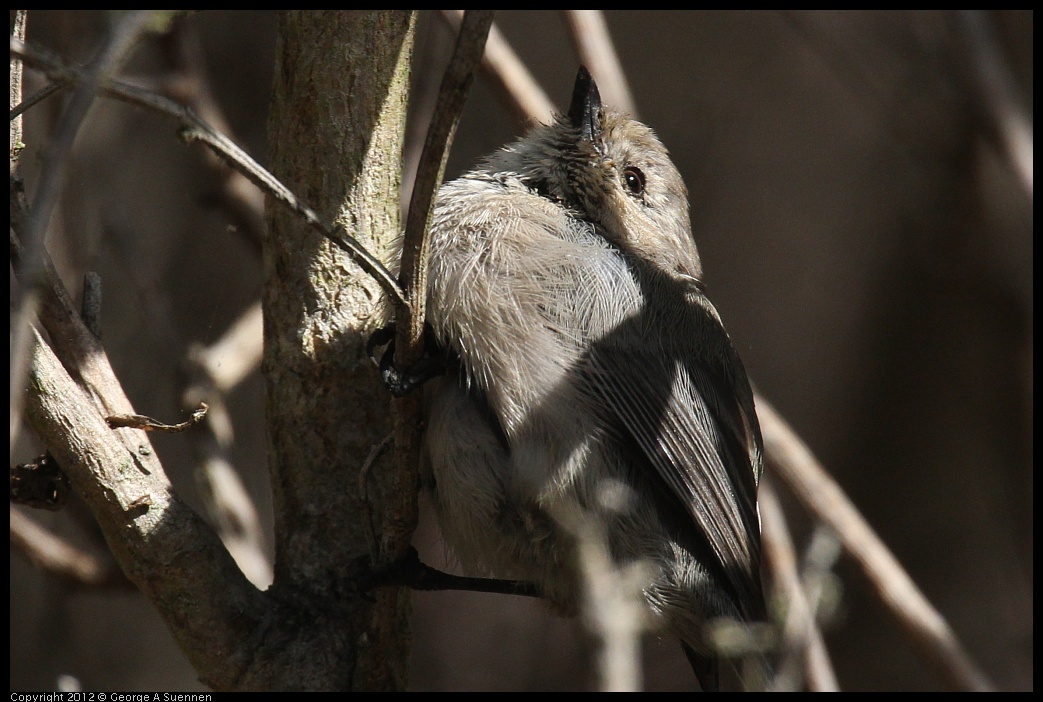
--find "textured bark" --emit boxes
[23,328,268,690]
[17,10,415,691]
[260,10,415,690]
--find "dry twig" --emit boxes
[757,396,995,691]
[760,479,839,691]
[440,10,555,126]
[9,35,405,308]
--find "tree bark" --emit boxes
[259,10,415,690]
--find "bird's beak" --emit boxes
[568,65,603,154]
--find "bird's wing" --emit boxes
[583,300,764,617]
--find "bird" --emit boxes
[419,66,766,691]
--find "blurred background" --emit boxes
[10,10,1032,691]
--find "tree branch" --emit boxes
[22,326,268,689]
[757,395,995,691]
[10,505,129,589]
[439,10,555,126]
[384,10,494,564]
[760,479,838,691]
[9,35,406,308]
[956,10,1033,197]
[10,11,154,449]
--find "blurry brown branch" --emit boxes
[561,10,637,117]
[757,396,995,691]
[440,10,555,126]
[554,504,650,692]
[186,302,264,395]
[12,144,273,684]
[10,506,129,589]
[105,214,271,588]
[190,445,273,589]
[776,10,965,188]
[152,17,266,254]
[14,12,152,292]
[10,11,154,450]
[9,80,65,121]
[957,10,1033,197]
[12,151,270,685]
[9,34,406,308]
[784,10,1031,200]
[760,479,839,691]
[182,306,271,588]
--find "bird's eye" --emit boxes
[622,166,645,196]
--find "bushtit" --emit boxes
[421,67,765,690]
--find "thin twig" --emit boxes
[383,10,494,564]
[9,9,28,160]
[367,545,540,598]
[757,395,995,691]
[9,35,406,308]
[561,11,637,117]
[10,11,155,451]
[359,432,395,565]
[10,80,67,121]
[760,479,839,692]
[399,9,495,345]
[398,9,495,351]
[105,402,209,433]
[439,10,555,126]
[153,17,266,254]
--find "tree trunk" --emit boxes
[259,10,415,690]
